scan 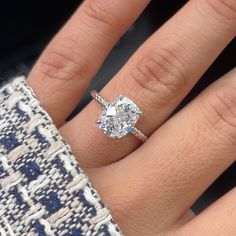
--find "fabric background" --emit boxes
[0,77,122,236]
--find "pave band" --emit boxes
[91,90,147,142]
[132,126,148,142]
[91,90,109,108]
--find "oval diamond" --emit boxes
[97,96,141,139]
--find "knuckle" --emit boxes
[128,48,188,108]
[83,0,120,31]
[38,39,90,81]
[206,0,236,21]
[202,83,236,137]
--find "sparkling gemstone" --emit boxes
[97,96,141,139]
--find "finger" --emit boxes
[27,0,150,126]
[177,187,236,236]
[61,0,236,167]
[89,68,236,235]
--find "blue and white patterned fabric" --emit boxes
[0,77,122,236]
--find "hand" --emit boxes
[27,0,236,235]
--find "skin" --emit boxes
[27,0,236,235]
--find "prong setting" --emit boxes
[91,90,147,142]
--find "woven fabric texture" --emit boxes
[0,77,122,236]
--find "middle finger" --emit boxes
[61,0,236,167]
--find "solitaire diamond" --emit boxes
[97,96,141,139]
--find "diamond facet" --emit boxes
[97,96,141,139]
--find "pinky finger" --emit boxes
[176,187,236,236]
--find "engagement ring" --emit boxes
[90,90,147,142]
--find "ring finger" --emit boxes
[90,68,236,235]
[60,0,236,167]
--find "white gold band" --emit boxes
[132,126,148,142]
[91,90,109,108]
